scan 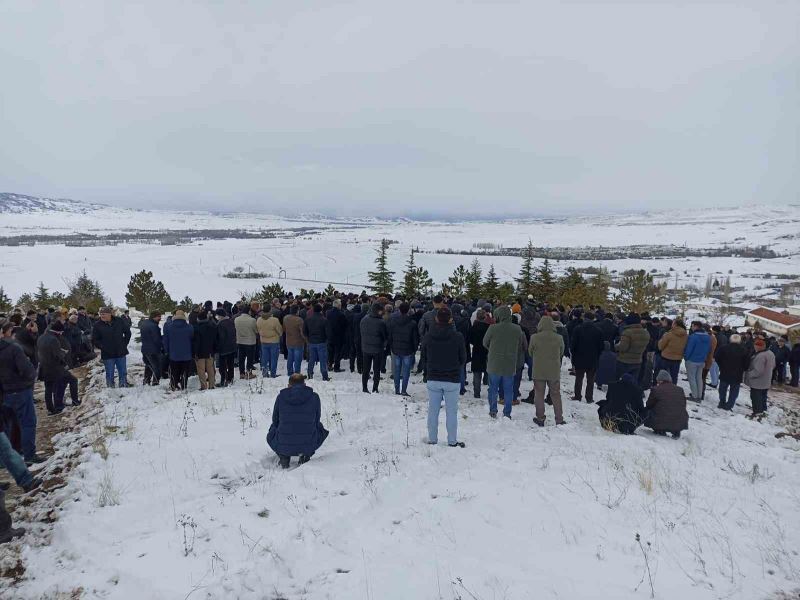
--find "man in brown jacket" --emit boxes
[657,319,688,384]
[257,310,283,378]
[615,314,650,380]
[701,325,718,400]
[283,305,306,376]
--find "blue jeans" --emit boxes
[685,360,704,399]
[308,343,329,379]
[426,380,460,445]
[0,432,32,487]
[718,380,740,410]
[3,388,36,460]
[103,356,128,387]
[660,358,681,384]
[709,361,719,386]
[488,373,514,416]
[260,343,280,377]
[287,346,304,376]
[392,354,413,393]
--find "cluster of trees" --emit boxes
[365,239,664,311]
[1,272,111,313]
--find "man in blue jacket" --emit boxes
[163,310,194,391]
[684,321,711,402]
[139,311,163,386]
[267,373,329,469]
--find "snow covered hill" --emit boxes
[0,192,107,214]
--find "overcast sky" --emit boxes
[0,1,797,217]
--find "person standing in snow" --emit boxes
[234,305,259,380]
[745,338,776,418]
[468,309,490,398]
[614,313,650,381]
[714,333,750,410]
[360,303,388,393]
[304,304,330,381]
[483,306,526,419]
[387,302,418,397]
[528,315,566,427]
[215,309,237,386]
[569,311,604,403]
[421,308,466,447]
[140,311,164,386]
[91,307,132,388]
[683,321,711,402]
[657,319,687,384]
[163,310,194,391]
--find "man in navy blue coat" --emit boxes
[267,373,329,468]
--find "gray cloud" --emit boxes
[1,1,797,217]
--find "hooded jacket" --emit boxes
[483,306,527,376]
[267,383,329,457]
[0,338,37,392]
[529,316,565,381]
[684,330,712,363]
[597,376,646,435]
[421,322,466,383]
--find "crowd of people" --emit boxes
[0,291,798,539]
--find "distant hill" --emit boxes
[0,192,107,214]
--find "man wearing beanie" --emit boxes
[37,320,80,415]
[643,370,688,438]
[745,338,775,418]
[92,307,132,388]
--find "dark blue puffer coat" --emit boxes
[267,383,329,457]
[163,318,194,361]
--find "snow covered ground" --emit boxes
[1,200,799,304]
[7,346,799,599]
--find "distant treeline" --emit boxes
[427,244,779,261]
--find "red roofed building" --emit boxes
[744,307,800,336]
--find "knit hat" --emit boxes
[99,307,112,315]
[50,321,65,332]
[656,370,671,383]
[512,303,522,314]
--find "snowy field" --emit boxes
[9,347,800,599]
[1,200,799,304]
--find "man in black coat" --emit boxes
[92,307,132,388]
[139,311,164,386]
[0,323,43,464]
[303,304,329,381]
[597,373,646,435]
[421,308,466,447]
[360,303,388,393]
[597,314,618,345]
[714,333,750,410]
[570,312,604,403]
[387,302,419,396]
[215,309,237,386]
[348,304,364,373]
[467,309,490,398]
[325,300,349,372]
[193,313,218,390]
[37,321,79,414]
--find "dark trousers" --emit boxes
[44,374,77,412]
[615,361,639,381]
[349,346,362,373]
[2,389,36,459]
[170,360,192,390]
[237,344,256,374]
[718,379,740,410]
[362,353,381,391]
[219,353,235,384]
[574,367,596,401]
[472,369,485,397]
[330,342,345,370]
[790,362,799,387]
[773,361,787,384]
[142,353,162,385]
[660,358,681,384]
[750,388,768,414]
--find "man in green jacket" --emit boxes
[529,316,566,426]
[614,314,650,380]
[483,306,526,419]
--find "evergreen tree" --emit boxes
[176,296,195,312]
[465,258,483,299]
[65,271,110,313]
[498,282,516,303]
[482,264,500,299]
[585,267,611,307]
[532,259,557,304]
[614,270,666,314]
[125,270,175,314]
[254,282,286,305]
[323,284,337,298]
[447,265,469,297]
[33,282,51,308]
[516,240,535,296]
[413,266,434,297]
[15,293,35,312]
[557,267,589,306]
[400,250,419,297]
[368,239,395,295]
[0,286,12,311]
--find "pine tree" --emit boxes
[465,258,483,299]
[413,266,434,297]
[447,265,469,297]
[498,282,516,303]
[65,271,110,313]
[482,264,500,299]
[33,282,51,308]
[586,267,611,307]
[557,267,588,306]
[176,296,195,312]
[614,270,666,314]
[15,293,35,312]
[0,287,11,311]
[368,239,395,295]
[323,284,337,298]
[516,240,535,296]
[125,270,175,314]
[532,259,557,304]
[256,282,287,304]
[400,250,419,297]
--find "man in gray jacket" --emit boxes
[746,338,775,418]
